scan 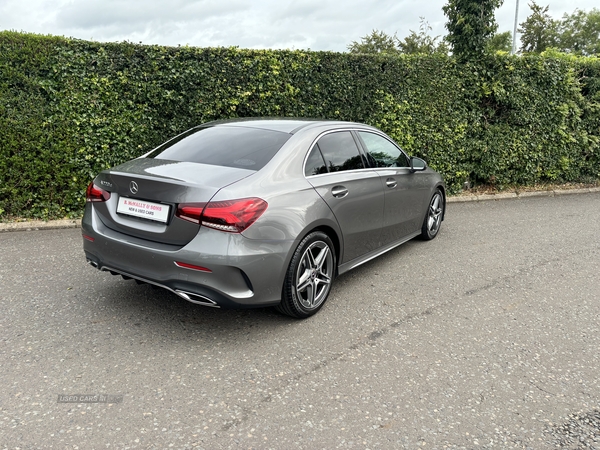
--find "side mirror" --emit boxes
[410,157,427,173]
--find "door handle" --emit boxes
[331,186,349,198]
[386,178,397,188]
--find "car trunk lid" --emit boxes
[92,158,255,246]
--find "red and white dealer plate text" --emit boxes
[116,197,170,223]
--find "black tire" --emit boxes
[420,189,444,240]
[276,231,336,319]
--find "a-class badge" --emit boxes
[129,181,139,194]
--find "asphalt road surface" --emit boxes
[1,193,599,449]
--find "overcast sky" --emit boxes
[1,0,597,52]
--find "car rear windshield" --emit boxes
[146,126,292,170]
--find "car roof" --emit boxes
[200,118,368,134]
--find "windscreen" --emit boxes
[146,126,292,170]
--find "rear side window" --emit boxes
[358,131,410,168]
[146,126,292,170]
[316,131,365,172]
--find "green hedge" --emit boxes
[0,31,599,219]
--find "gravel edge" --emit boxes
[447,186,600,203]
[1,187,599,233]
[0,218,82,233]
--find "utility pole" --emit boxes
[512,0,520,54]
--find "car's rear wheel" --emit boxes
[420,189,444,240]
[277,231,335,319]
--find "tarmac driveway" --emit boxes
[1,192,599,449]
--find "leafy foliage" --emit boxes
[369,55,477,189]
[349,20,448,55]
[519,2,560,53]
[487,31,513,53]
[347,30,398,54]
[470,53,598,186]
[559,8,600,56]
[0,31,599,219]
[519,2,600,55]
[397,19,449,55]
[443,0,504,60]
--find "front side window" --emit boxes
[316,131,365,172]
[358,131,409,168]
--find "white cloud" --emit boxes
[1,0,598,51]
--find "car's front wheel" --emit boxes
[277,231,336,319]
[420,189,444,240]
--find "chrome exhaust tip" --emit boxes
[97,265,220,309]
[175,290,220,308]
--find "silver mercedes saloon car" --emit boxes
[82,119,445,318]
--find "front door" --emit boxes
[356,131,428,244]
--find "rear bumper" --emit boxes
[82,205,295,308]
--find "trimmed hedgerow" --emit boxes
[0,31,598,219]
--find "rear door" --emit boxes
[305,131,384,264]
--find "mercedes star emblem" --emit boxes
[129,181,139,194]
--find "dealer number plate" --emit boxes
[117,197,170,223]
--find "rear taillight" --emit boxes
[176,204,205,225]
[86,182,111,202]
[176,197,268,233]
